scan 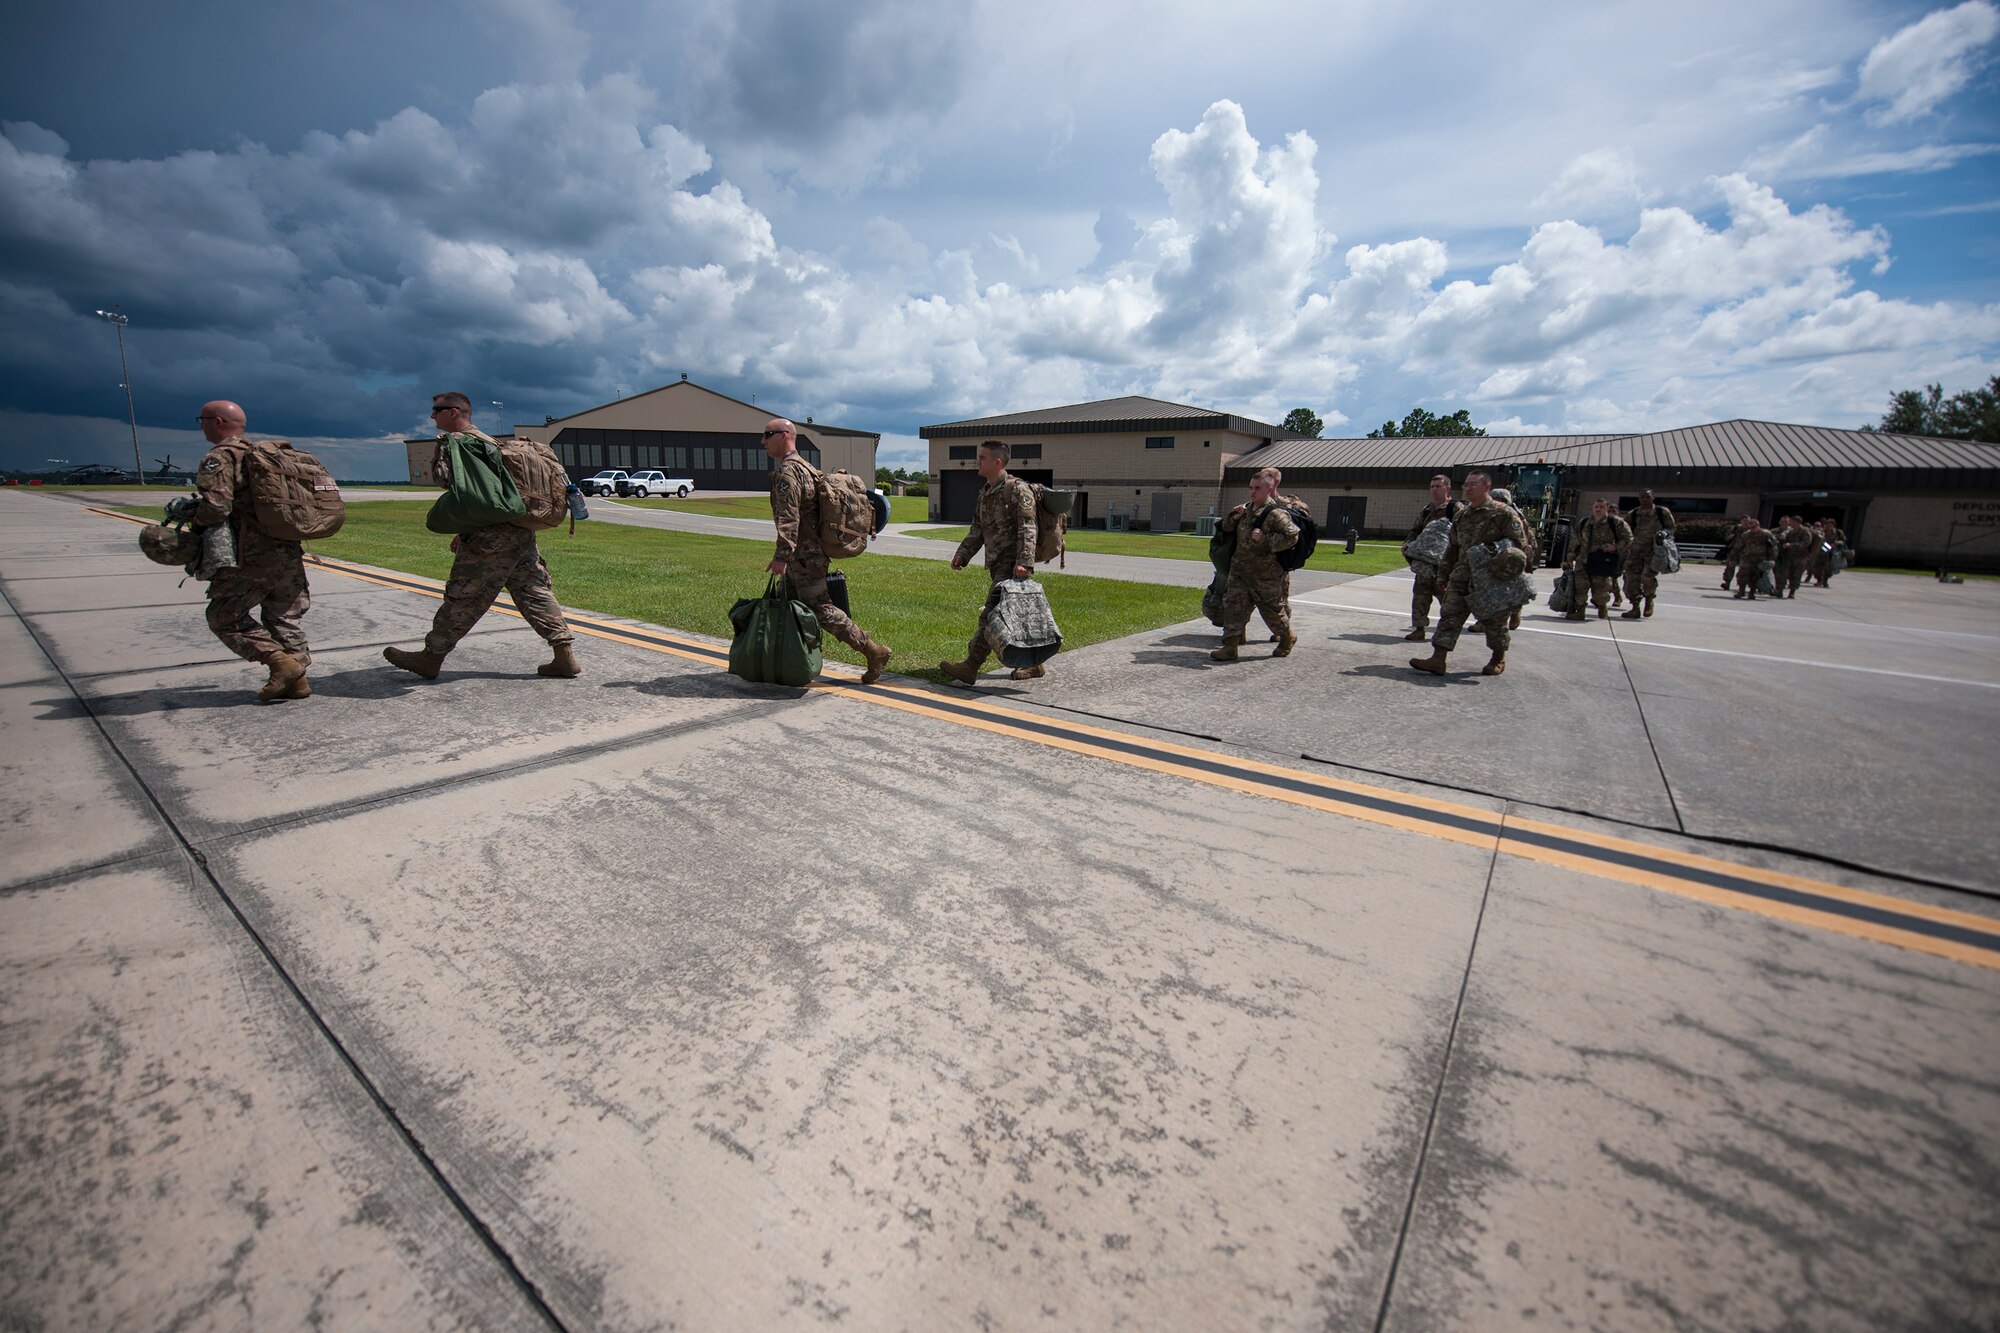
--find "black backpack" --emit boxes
[1275,499,1318,572]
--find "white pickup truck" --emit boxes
[581,469,628,496]
[619,471,694,498]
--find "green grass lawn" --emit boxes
[124,502,1204,683]
[616,494,930,524]
[905,523,1412,575]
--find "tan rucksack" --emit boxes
[494,436,570,531]
[813,468,875,559]
[240,440,345,542]
[1029,484,1072,567]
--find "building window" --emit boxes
[948,445,977,460]
[583,443,601,468]
[697,448,715,471]
[1145,436,1175,449]
[1014,444,1042,460]
[802,443,821,466]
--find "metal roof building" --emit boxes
[1225,419,2000,568]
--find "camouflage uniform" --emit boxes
[422,434,574,656]
[952,473,1039,668]
[193,436,311,667]
[1568,513,1632,615]
[1621,501,1676,604]
[1725,525,1778,599]
[1809,524,1847,586]
[1430,498,1529,655]
[1405,498,1462,631]
[1777,522,1814,596]
[770,453,884,657]
[1217,500,1300,649]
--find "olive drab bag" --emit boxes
[496,436,570,532]
[240,440,345,542]
[426,431,527,534]
[727,576,822,687]
[813,468,876,559]
[1029,485,1073,568]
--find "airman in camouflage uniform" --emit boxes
[383,393,578,680]
[190,399,312,702]
[1409,469,1528,677]
[1724,516,1778,600]
[1776,515,1814,598]
[1566,499,1631,620]
[1210,467,1300,661]
[941,440,1041,685]
[1492,488,1539,629]
[763,417,893,684]
[1808,519,1848,586]
[1620,488,1675,618]
[1403,473,1463,642]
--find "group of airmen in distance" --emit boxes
[166,398,1857,702]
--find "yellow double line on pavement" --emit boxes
[86,511,2000,972]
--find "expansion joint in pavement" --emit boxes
[0,578,574,1333]
[1371,827,1502,1333]
[1607,622,1688,834]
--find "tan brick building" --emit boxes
[919,396,1308,529]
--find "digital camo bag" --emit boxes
[1652,534,1682,575]
[987,577,1063,669]
[1466,541,1538,622]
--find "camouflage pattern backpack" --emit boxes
[813,468,876,559]
[495,436,570,532]
[240,440,346,542]
[1030,485,1073,566]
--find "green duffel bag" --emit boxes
[1209,523,1237,573]
[727,577,823,687]
[425,431,528,534]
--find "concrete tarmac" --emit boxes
[2,491,1996,1332]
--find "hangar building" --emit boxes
[406,379,878,489]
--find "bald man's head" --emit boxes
[198,400,245,444]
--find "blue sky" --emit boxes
[3,0,1996,478]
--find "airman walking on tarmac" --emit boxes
[1211,466,1300,661]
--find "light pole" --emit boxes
[93,309,143,481]
[491,400,504,429]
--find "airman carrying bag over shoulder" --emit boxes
[426,432,527,534]
[241,440,345,542]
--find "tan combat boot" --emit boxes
[860,639,893,685]
[1009,664,1045,680]
[1643,596,1655,617]
[1619,606,1642,619]
[1481,652,1507,676]
[537,642,582,678]
[939,658,981,685]
[383,645,446,679]
[1210,637,1241,661]
[257,653,308,702]
[1272,630,1298,657]
[1402,626,1428,642]
[1408,648,1448,675]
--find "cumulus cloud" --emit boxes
[1857,0,1999,124]
[1533,148,1651,216]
